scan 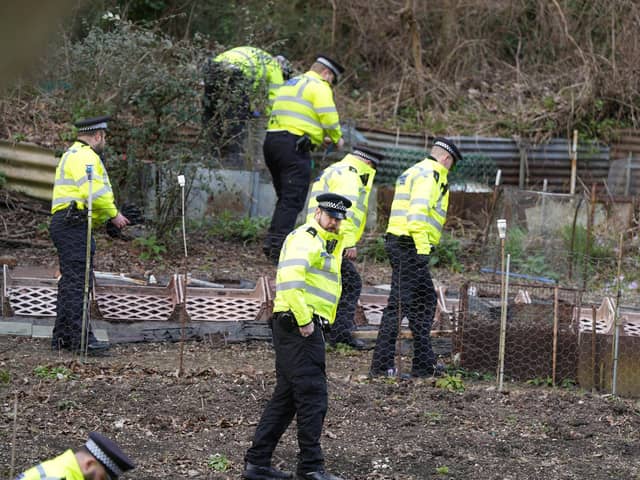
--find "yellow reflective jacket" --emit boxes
[214,46,284,107]
[273,218,342,326]
[16,449,84,480]
[267,70,342,146]
[306,154,375,249]
[386,157,449,255]
[51,141,118,224]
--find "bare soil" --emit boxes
[1,337,640,479]
[1,192,640,479]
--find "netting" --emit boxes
[49,201,111,357]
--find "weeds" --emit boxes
[33,365,73,380]
[132,235,167,261]
[207,453,231,472]
[435,374,465,392]
[0,369,10,384]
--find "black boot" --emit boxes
[297,471,343,480]
[243,462,293,480]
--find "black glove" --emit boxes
[105,221,132,240]
[105,204,143,240]
[120,203,144,225]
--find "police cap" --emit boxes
[75,115,111,133]
[352,144,385,167]
[432,137,463,164]
[85,432,135,478]
[315,55,345,84]
[316,192,352,220]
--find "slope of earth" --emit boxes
[1,337,639,479]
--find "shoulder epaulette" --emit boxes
[348,166,358,173]
[433,171,440,183]
[306,227,318,237]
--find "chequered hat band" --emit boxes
[86,438,122,477]
[434,141,457,160]
[353,149,380,164]
[77,122,108,132]
[318,200,347,212]
[316,57,340,77]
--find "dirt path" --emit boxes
[1,336,639,479]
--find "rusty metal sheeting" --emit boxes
[356,127,610,192]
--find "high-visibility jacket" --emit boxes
[16,449,83,480]
[273,218,342,326]
[214,46,284,106]
[386,156,450,255]
[306,154,375,249]
[51,141,118,224]
[267,70,342,146]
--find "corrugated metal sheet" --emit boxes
[610,129,640,195]
[0,141,57,200]
[357,127,610,191]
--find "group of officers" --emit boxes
[41,45,462,480]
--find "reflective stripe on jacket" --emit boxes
[306,154,375,249]
[386,157,449,255]
[267,71,342,145]
[214,46,284,107]
[15,449,84,480]
[273,218,342,325]
[51,141,117,224]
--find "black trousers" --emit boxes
[329,259,362,345]
[263,131,312,263]
[245,312,327,473]
[49,211,97,350]
[370,234,438,376]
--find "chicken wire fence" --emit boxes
[48,202,113,357]
[481,186,639,307]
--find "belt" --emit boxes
[267,130,301,138]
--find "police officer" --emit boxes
[203,46,293,150]
[50,116,130,354]
[370,137,462,378]
[243,193,351,480]
[262,55,346,264]
[16,431,135,479]
[306,145,385,350]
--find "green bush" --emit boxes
[430,233,463,272]
[207,211,269,244]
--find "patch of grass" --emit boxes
[447,367,494,382]
[326,342,360,356]
[33,365,73,380]
[0,369,10,384]
[208,211,269,244]
[436,465,450,475]
[207,453,231,472]
[526,376,553,387]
